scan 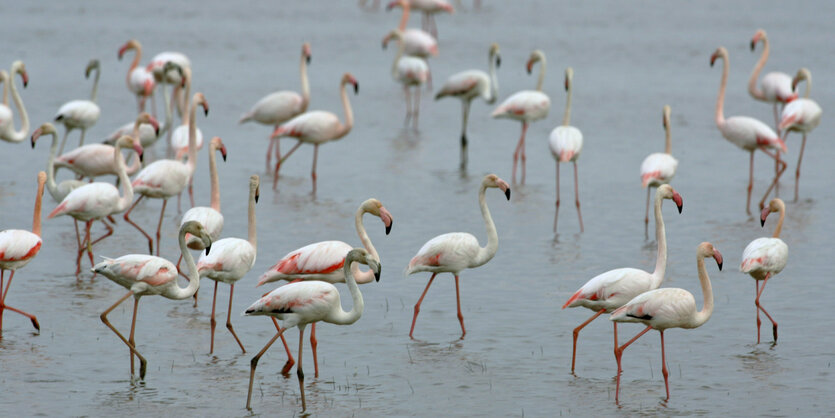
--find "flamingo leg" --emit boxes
[210,281,218,354]
[226,284,245,353]
[755,280,761,343]
[614,325,652,404]
[0,271,39,331]
[74,219,82,251]
[246,327,286,410]
[410,273,437,339]
[755,274,778,343]
[403,86,412,127]
[89,219,114,247]
[310,144,319,195]
[100,292,147,379]
[128,297,140,377]
[188,178,195,209]
[266,137,275,172]
[644,187,651,239]
[574,161,584,232]
[757,147,787,210]
[570,309,605,373]
[272,317,295,374]
[124,195,154,254]
[746,151,754,216]
[75,221,93,277]
[297,325,307,412]
[772,103,780,137]
[460,100,471,169]
[273,141,303,191]
[794,132,806,202]
[512,123,528,185]
[155,199,168,256]
[660,330,670,401]
[0,270,4,331]
[454,275,466,338]
[554,161,560,233]
[58,128,71,155]
[310,322,319,377]
[414,86,421,131]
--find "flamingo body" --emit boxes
[640,153,678,187]
[740,237,787,280]
[0,230,42,270]
[275,111,343,144]
[132,159,190,198]
[780,98,822,133]
[171,124,204,158]
[49,183,125,222]
[147,52,191,85]
[611,288,702,330]
[759,72,796,103]
[240,92,305,125]
[563,268,659,313]
[55,144,140,178]
[491,90,550,122]
[181,207,223,249]
[198,238,255,285]
[260,241,353,285]
[549,125,582,162]
[94,254,180,296]
[407,232,483,275]
[397,56,429,86]
[719,116,785,152]
[436,70,491,101]
[107,121,159,148]
[55,100,100,129]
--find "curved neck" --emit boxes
[186,96,199,173]
[353,208,378,284]
[715,56,727,128]
[247,185,257,249]
[113,143,134,213]
[397,2,409,31]
[299,51,310,111]
[90,67,100,102]
[487,52,499,104]
[472,184,499,267]
[748,39,768,100]
[6,67,29,142]
[535,58,546,92]
[181,75,193,127]
[691,255,714,327]
[171,228,201,299]
[335,81,353,140]
[650,193,668,285]
[664,113,672,154]
[328,256,364,325]
[562,77,572,126]
[773,209,784,238]
[208,143,221,211]
[33,176,45,237]
[126,48,141,87]
[391,39,404,79]
[800,72,812,98]
[44,131,61,200]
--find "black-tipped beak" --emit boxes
[505,189,511,200]
[374,267,381,282]
[205,243,212,255]
[30,138,35,149]
[760,218,766,227]
[496,56,501,68]
[385,222,392,235]
[677,203,682,214]
[526,67,532,75]
[255,193,260,203]
[203,108,209,117]
[718,261,723,271]
[307,55,311,64]
[750,41,755,51]
[354,83,359,94]
[139,152,144,163]
[222,153,227,162]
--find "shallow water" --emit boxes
[1,0,834,416]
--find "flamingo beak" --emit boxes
[255,186,260,203]
[148,115,161,135]
[498,179,511,200]
[750,40,756,51]
[221,145,228,162]
[31,128,42,148]
[713,248,723,271]
[373,261,382,282]
[672,191,683,213]
[710,53,717,67]
[205,242,212,255]
[134,143,145,163]
[21,71,29,88]
[201,102,210,116]
[385,0,398,11]
[380,207,393,235]
[760,207,771,227]
[353,81,359,94]
[526,61,533,74]
[118,44,128,60]
[496,55,501,68]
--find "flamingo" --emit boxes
[407,174,510,339]
[492,50,550,185]
[749,29,797,134]
[435,42,500,169]
[779,68,822,202]
[408,0,454,39]
[0,171,46,335]
[549,67,584,233]
[711,47,787,215]
[196,175,260,354]
[31,122,86,202]
[386,0,439,88]
[117,40,155,114]
[244,248,381,411]
[639,105,678,236]
[562,184,682,373]
[385,29,429,130]
[54,59,101,154]
[239,42,311,171]
[94,221,212,380]
[146,51,191,120]
[270,73,358,194]
[741,197,788,344]
[0,61,30,143]
[48,136,143,276]
[611,242,723,403]
[257,198,393,376]
[171,68,204,161]
[124,93,208,256]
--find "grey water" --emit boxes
[1,0,833,416]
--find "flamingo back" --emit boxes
[780,98,822,133]
[492,90,550,122]
[108,121,159,148]
[48,182,121,221]
[403,29,438,57]
[93,254,178,295]
[171,125,204,159]
[0,230,42,270]
[55,100,100,129]
[549,125,583,162]
[132,159,191,198]
[563,267,657,312]
[242,91,305,125]
[761,72,797,103]
[407,232,480,275]
[245,281,338,328]
[640,153,679,188]
[610,287,698,330]
[274,111,341,143]
[197,238,256,284]
[128,67,154,96]
[397,56,429,86]
[721,116,785,152]
[740,237,788,279]
[435,70,488,101]
[258,240,353,286]
[55,144,127,178]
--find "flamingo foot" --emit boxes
[281,358,295,375]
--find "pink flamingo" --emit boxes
[749,29,797,134]
[435,43,501,169]
[239,43,311,171]
[563,184,682,373]
[94,221,212,380]
[385,30,429,130]
[0,171,46,335]
[409,0,454,39]
[611,242,723,403]
[640,105,678,236]
[0,61,30,143]
[407,174,510,339]
[549,67,583,233]
[270,73,358,194]
[741,197,788,344]
[146,51,191,120]
[492,50,550,185]
[118,40,155,114]
[196,175,260,354]
[48,136,143,276]
[244,248,381,411]
[124,93,208,255]
[171,68,204,161]
[711,47,787,215]
[386,0,439,88]
[257,198,393,375]
[779,68,822,202]
[54,59,101,154]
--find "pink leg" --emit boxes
[311,144,319,196]
[614,325,653,404]
[520,125,527,184]
[271,317,295,374]
[0,270,4,331]
[246,326,287,410]
[226,284,245,353]
[273,141,302,191]
[266,136,275,172]
[124,195,154,254]
[573,161,584,232]
[128,297,139,377]
[755,274,778,343]
[512,123,528,185]
[660,330,670,401]
[554,162,560,233]
[746,151,754,216]
[209,281,218,354]
[310,322,319,377]
[100,292,147,379]
[454,275,466,338]
[410,273,437,339]
[570,309,604,373]
[794,133,806,202]
[155,199,168,256]
[0,270,39,331]
[188,179,195,209]
[758,147,787,210]
[75,221,93,277]
[755,280,761,343]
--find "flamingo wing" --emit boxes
[245,281,338,325]
[640,153,679,187]
[780,98,822,132]
[258,241,353,286]
[491,90,550,121]
[436,70,487,100]
[48,183,120,220]
[197,238,256,283]
[242,91,304,125]
[563,267,656,311]
[0,230,42,265]
[55,100,101,128]
[397,56,429,85]
[132,159,191,197]
[93,254,178,291]
[740,237,788,275]
[274,111,340,142]
[761,72,797,103]
[610,288,696,329]
[549,125,583,162]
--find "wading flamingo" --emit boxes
[171,68,204,161]
[549,67,583,233]
[407,174,510,339]
[196,175,260,354]
[611,242,723,403]
[31,122,86,202]
[741,197,788,344]
[409,0,454,38]
[749,29,796,134]
[240,43,311,171]
[562,184,682,373]
[386,0,439,88]
[118,40,155,114]
[94,221,212,380]
[0,61,30,143]
[711,47,787,215]
[779,68,822,202]
[244,248,381,411]
[124,93,208,255]
[385,30,429,130]
[270,73,358,194]
[258,198,393,375]
[435,43,500,169]
[639,105,678,236]
[54,59,101,154]
[0,171,46,335]
[146,51,191,121]
[492,50,550,185]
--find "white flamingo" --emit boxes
[385,29,429,130]
[54,59,101,154]
[118,40,155,114]
[639,105,678,236]
[0,61,30,143]
[779,68,822,202]
[549,67,584,233]
[748,29,796,133]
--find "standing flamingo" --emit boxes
[409,0,454,39]
[146,51,191,120]
[124,93,208,255]
[749,29,796,134]
[386,0,439,88]
[435,43,500,169]
[0,61,30,143]
[741,197,788,344]
[549,67,584,233]
[118,40,155,114]
[258,198,393,376]
[270,73,358,194]
[779,68,822,202]
[639,105,678,236]
[171,68,204,161]
[492,50,550,185]
[711,47,787,215]
[239,43,311,171]
[385,30,429,130]
[611,242,723,403]
[407,174,510,339]
[31,122,86,202]
[94,221,212,380]
[196,175,260,354]
[54,59,101,154]
[48,136,143,276]
[562,184,682,373]
[244,248,381,411]
[0,171,46,334]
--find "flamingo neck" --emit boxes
[397,2,409,31]
[487,51,499,104]
[715,55,727,128]
[473,183,499,268]
[800,71,812,99]
[160,81,173,136]
[1,70,7,105]
[114,142,134,213]
[300,50,310,111]
[562,77,572,126]
[169,227,201,299]
[247,183,257,249]
[748,38,768,101]
[33,175,45,237]
[336,81,354,140]
[773,207,785,238]
[690,254,714,328]
[44,131,61,200]
[391,39,404,79]
[535,56,546,92]
[353,207,378,284]
[650,192,668,285]
[90,67,100,102]
[664,113,672,154]
[181,74,193,127]
[126,47,141,88]
[186,96,199,173]
[328,253,365,325]
[208,142,221,211]
[6,66,29,142]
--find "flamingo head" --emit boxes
[11,61,28,88]
[343,73,359,94]
[85,59,100,79]
[347,248,381,282]
[526,50,544,75]
[31,123,56,148]
[760,198,785,227]
[250,175,260,204]
[182,221,212,255]
[791,67,811,91]
[564,67,573,91]
[750,29,766,51]
[710,47,727,67]
[194,92,210,116]
[658,184,683,213]
[662,105,671,129]
[155,61,185,86]
[483,174,511,200]
[489,43,501,68]
[115,135,144,163]
[382,30,402,49]
[302,42,312,64]
[700,242,723,271]
[136,112,160,135]
[118,40,138,60]
[211,137,228,162]
[363,199,394,235]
